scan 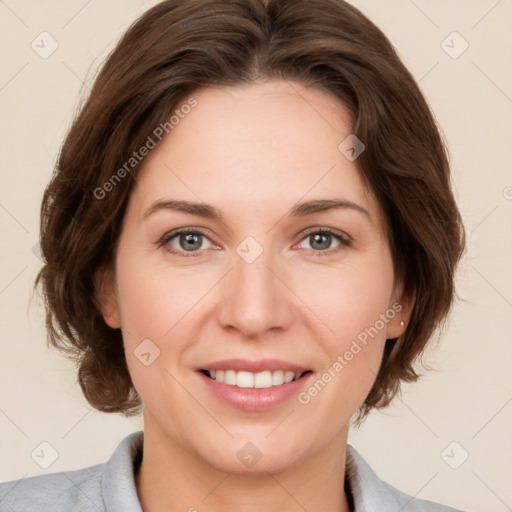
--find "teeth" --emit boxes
[283,371,295,383]
[225,370,237,386]
[237,371,254,388]
[206,369,304,388]
[272,371,284,386]
[254,371,271,388]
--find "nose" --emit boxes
[216,243,294,340]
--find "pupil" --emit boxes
[181,233,201,251]
[312,233,330,250]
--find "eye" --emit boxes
[159,227,351,257]
[296,228,351,254]
[160,228,214,256]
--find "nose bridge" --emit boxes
[218,237,291,338]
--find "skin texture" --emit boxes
[98,79,413,512]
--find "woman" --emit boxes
[0,0,466,510]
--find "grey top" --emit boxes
[0,431,463,511]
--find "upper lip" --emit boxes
[197,358,311,374]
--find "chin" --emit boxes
[201,441,301,476]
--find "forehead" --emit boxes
[129,79,380,227]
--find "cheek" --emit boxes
[115,251,213,344]
[289,252,394,409]
[114,253,208,413]
[289,251,395,344]
[294,276,390,432]
[113,250,225,407]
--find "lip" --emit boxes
[196,358,311,374]
[197,359,313,411]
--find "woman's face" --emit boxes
[102,79,407,473]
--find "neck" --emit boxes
[135,415,352,512]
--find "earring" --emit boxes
[400,320,405,327]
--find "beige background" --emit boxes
[1,1,511,511]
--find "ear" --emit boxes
[94,264,121,329]
[385,281,416,339]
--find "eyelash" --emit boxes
[158,227,352,258]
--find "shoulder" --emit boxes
[345,444,465,512]
[0,463,104,511]
[0,431,143,512]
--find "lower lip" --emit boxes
[198,371,313,411]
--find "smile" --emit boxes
[200,369,311,388]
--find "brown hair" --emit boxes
[36,0,465,422]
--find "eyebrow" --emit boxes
[143,198,370,221]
